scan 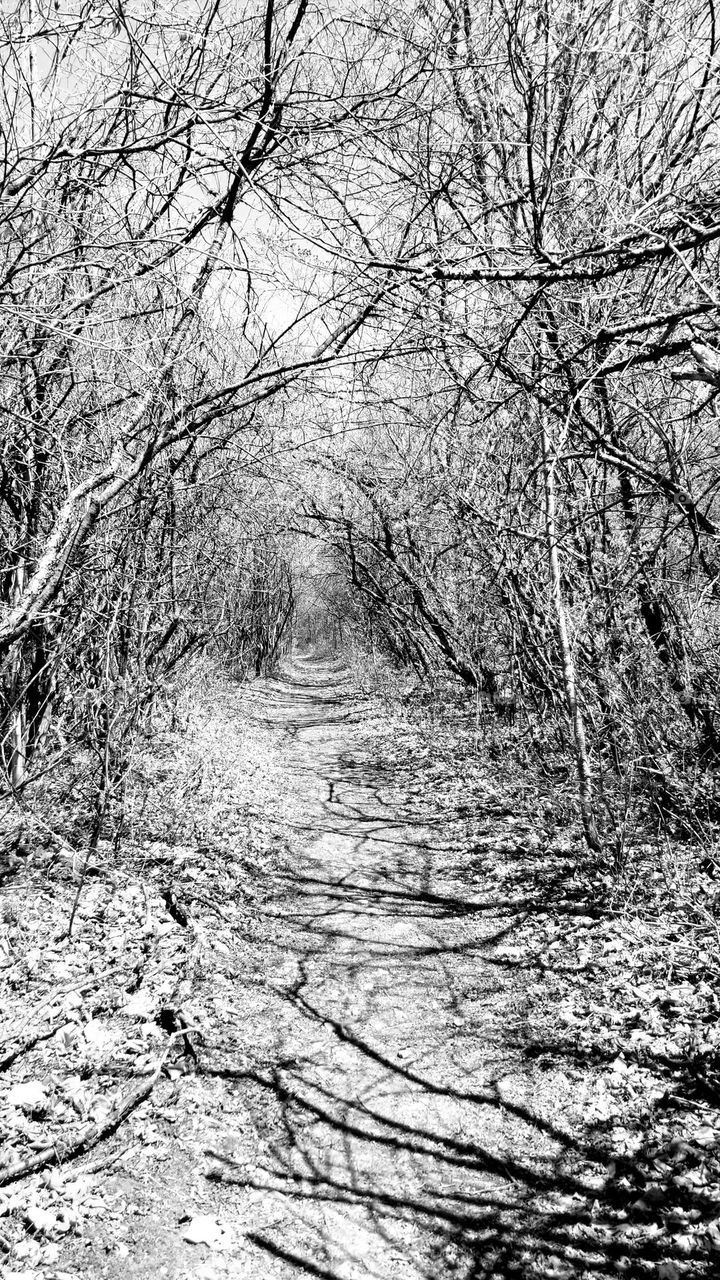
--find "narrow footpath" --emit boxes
[197,655,598,1280]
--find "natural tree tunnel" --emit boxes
[2,1,720,1275]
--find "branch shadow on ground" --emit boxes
[213,657,717,1277]
[201,926,718,1280]
[202,983,718,1278]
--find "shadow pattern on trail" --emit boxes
[206,657,717,1279]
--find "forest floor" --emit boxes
[1,654,720,1279]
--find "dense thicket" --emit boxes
[0,0,398,799]
[289,0,720,853]
[2,0,720,857]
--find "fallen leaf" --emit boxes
[26,1205,56,1235]
[8,1081,47,1114]
[706,1219,720,1251]
[181,1214,229,1249]
[125,990,156,1019]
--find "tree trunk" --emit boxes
[540,402,603,853]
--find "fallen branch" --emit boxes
[0,1072,157,1187]
[0,1024,62,1074]
[0,1025,196,1186]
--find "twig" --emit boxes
[75,1143,138,1179]
[66,800,106,941]
[0,976,126,1071]
[0,1023,61,1073]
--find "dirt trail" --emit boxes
[212,654,592,1279]
[48,652,599,1280]
[7,652,715,1278]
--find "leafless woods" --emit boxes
[2,0,720,855]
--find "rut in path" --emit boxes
[222,654,598,1280]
